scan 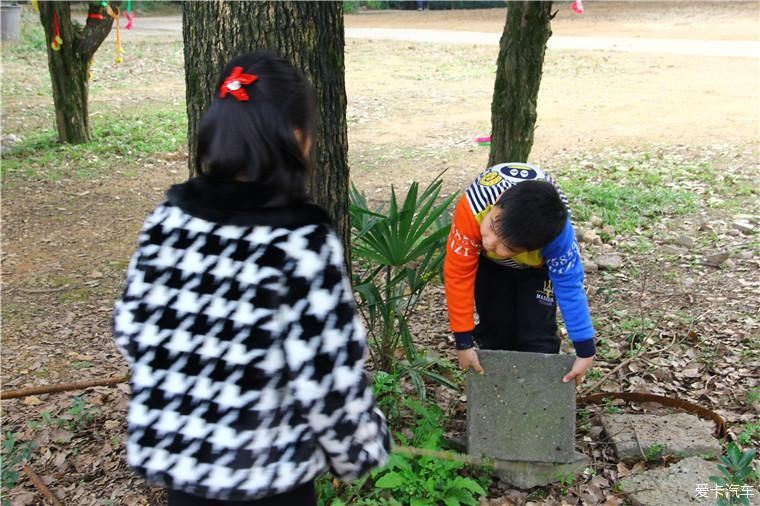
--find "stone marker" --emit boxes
[594,253,623,270]
[620,456,760,506]
[600,413,722,464]
[467,350,589,488]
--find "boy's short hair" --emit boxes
[196,51,316,203]
[494,180,568,251]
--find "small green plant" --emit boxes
[370,399,489,506]
[71,360,93,370]
[317,399,491,505]
[41,410,63,429]
[737,422,760,446]
[556,472,576,495]
[351,174,458,396]
[1,432,37,493]
[373,370,403,430]
[343,1,359,13]
[36,397,99,433]
[602,397,623,415]
[65,395,98,430]
[645,442,664,462]
[577,408,593,432]
[585,368,602,381]
[747,386,760,406]
[709,443,757,505]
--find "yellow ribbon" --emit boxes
[106,5,124,63]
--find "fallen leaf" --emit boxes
[50,429,74,444]
[22,395,43,406]
[11,492,36,506]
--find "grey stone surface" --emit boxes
[672,235,696,248]
[705,251,730,266]
[600,413,722,464]
[620,457,760,506]
[595,253,623,270]
[494,451,590,489]
[466,350,577,463]
[733,220,755,234]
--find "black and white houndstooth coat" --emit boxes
[113,176,391,501]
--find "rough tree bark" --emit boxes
[182,2,350,253]
[38,2,117,144]
[488,1,554,165]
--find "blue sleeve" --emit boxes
[542,219,596,357]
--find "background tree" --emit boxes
[38,2,118,144]
[182,2,350,251]
[488,1,553,164]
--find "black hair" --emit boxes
[196,51,316,204]
[494,180,568,251]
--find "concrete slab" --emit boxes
[600,413,722,464]
[493,451,590,489]
[619,457,760,506]
[466,350,576,463]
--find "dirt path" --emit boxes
[130,3,759,170]
[345,27,760,57]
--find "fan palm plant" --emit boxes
[350,174,458,396]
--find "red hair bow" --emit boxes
[220,66,259,101]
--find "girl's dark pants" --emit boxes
[473,255,560,353]
[166,480,316,506]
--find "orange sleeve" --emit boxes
[443,196,482,333]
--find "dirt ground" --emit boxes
[342,2,759,191]
[1,3,758,505]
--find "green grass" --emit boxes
[1,107,186,181]
[559,150,757,229]
[1,8,47,60]
[563,180,697,233]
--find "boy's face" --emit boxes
[480,207,526,258]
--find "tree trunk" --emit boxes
[38,2,116,144]
[488,1,553,165]
[182,2,351,254]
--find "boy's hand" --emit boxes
[562,356,594,385]
[457,349,485,374]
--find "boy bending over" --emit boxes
[444,162,595,384]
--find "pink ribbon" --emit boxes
[125,11,135,30]
[571,0,584,14]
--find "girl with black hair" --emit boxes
[114,51,390,506]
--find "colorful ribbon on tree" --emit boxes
[105,4,125,63]
[50,10,62,51]
[125,0,135,30]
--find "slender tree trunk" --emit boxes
[182,2,350,253]
[38,2,116,144]
[488,1,553,165]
